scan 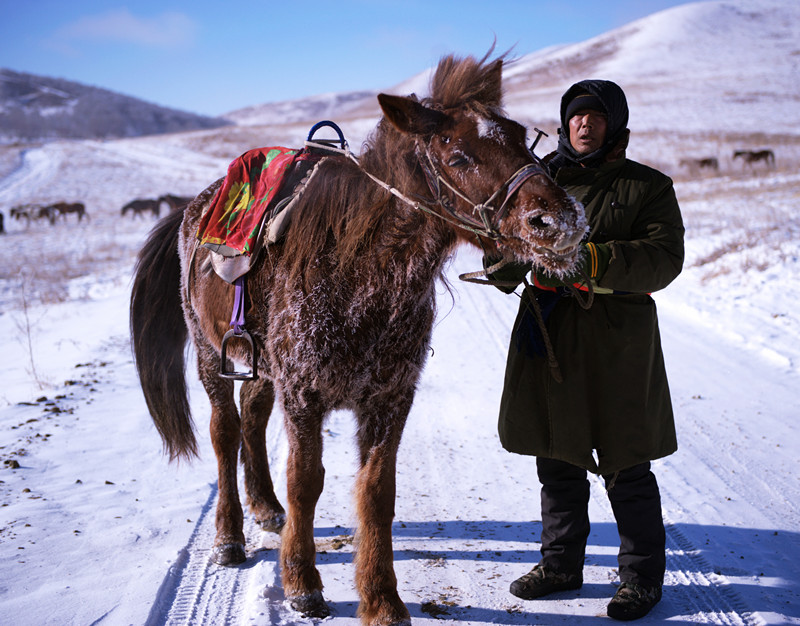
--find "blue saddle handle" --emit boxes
[307,120,347,149]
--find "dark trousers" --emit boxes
[536,457,666,587]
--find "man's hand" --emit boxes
[535,242,610,288]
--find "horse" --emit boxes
[121,198,160,218]
[158,193,194,213]
[733,149,775,168]
[679,157,718,172]
[10,205,35,225]
[10,203,54,226]
[130,52,587,625]
[47,201,87,222]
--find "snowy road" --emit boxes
[1,142,798,625]
[121,249,797,626]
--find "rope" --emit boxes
[459,255,596,383]
[307,135,592,384]
[304,139,543,242]
[522,276,563,383]
[458,257,516,285]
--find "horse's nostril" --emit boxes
[528,215,548,230]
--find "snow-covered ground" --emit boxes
[1,144,798,625]
[1,0,799,623]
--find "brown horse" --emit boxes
[733,149,775,168]
[158,193,194,213]
[121,198,160,218]
[679,157,718,172]
[47,201,87,222]
[130,52,586,625]
[10,203,55,225]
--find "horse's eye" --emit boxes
[447,155,469,167]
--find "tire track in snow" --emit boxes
[585,450,760,625]
[145,482,305,626]
[663,519,764,626]
[145,484,273,626]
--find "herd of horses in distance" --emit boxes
[0,147,777,235]
[0,193,193,233]
[679,148,775,173]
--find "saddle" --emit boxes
[197,146,323,283]
[195,121,347,379]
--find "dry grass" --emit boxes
[0,219,146,308]
[678,169,800,284]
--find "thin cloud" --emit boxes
[50,8,198,51]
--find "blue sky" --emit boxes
[1,0,698,117]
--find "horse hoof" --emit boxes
[287,590,330,618]
[210,542,246,566]
[257,511,286,534]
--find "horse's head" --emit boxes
[377,54,587,276]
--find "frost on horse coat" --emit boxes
[130,51,586,626]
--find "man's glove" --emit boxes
[534,242,611,288]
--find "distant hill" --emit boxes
[500,0,800,135]
[221,0,798,147]
[0,68,232,144]
[225,90,380,126]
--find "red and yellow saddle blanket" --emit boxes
[197,146,319,256]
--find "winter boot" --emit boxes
[509,563,582,600]
[607,582,662,621]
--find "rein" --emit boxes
[305,137,586,383]
[461,258,595,384]
[304,138,550,242]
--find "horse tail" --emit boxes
[130,208,198,461]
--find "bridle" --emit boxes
[304,136,552,242]
[413,141,552,241]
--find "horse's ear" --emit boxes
[483,58,504,108]
[378,93,449,136]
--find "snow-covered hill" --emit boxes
[0,68,232,144]
[502,0,800,134]
[225,0,800,150]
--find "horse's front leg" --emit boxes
[196,343,246,565]
[239,378,286,533]
[280,402,328,617]
[354,403,413,626]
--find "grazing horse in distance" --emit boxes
[733,149,775,168]
[679,157,719,173]
[130,51,587,625]
[158,193,194,213]
[10,204,36,225]
[47,201,87,222]
[10,203,54,226]
[121,198,160,219]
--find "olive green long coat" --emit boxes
[497,157,685,475]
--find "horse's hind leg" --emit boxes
[280,399,329,618]
[239,378,285,533]
[196,342,246,565]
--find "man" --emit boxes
[487,79,684,620]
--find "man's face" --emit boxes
[568,109,607,155]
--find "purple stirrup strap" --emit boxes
[230,276,246,335]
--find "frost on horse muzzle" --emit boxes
[415,144,587,274]
[486,166,587,275]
